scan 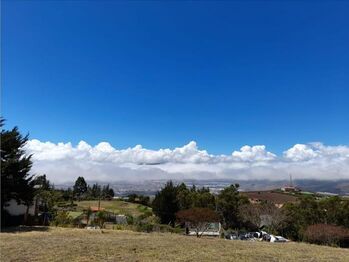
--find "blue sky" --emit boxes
[2,1,349,155]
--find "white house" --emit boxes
[4,198,38,216]
[186,222,222,237]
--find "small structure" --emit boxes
[4,199,37,217]
[186,222,222,237]
[89,206,105,212]
[115,215,127,224]
[281,174,300,193]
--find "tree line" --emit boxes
[152,181,349,246]
[152,181,248,229]
[72,176,115,201]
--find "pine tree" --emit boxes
[152,181,179,226]
[73,176,87,200]
[216,184,248,229]
[1,118,34,224]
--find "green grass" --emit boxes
[1,227,348,262]
[67,211,83,219]
[74,200,152,217]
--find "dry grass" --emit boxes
[1,227,348,262]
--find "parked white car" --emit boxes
[270,235,289,242]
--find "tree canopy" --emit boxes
[152,181,179,226]
[73,176,88,199]
[1,119,34,210]
[216,184,249,229]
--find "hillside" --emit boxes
[241,191,298,205]
[74,200,151,217]
[1,227,348,262]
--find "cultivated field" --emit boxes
[75,200,151,217]
[1,227,348,262]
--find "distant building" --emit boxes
[281,174,300,193]
[115,215,127,224]
[186,222,222,237]
[4,197,41,217]
[281,186,300,193]
[316,192,339,197]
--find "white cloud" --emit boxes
[284,143,349,161]
[23,140,349,184]
[232,145,276,161]
[283,144,318,161]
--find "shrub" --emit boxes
[136,222,154,233]
[114,224,125,230]
[154,224,183,234]
[303,224,349,247]
[126,215,134,225]
[51,211,73,227]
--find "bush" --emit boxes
[51,211,73,227]
[126,215,134,225]
[153,224,183,233]
[136,222,154,233]
[114,224,126,230]
[303,224,349,247]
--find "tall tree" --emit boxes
[1,119,34,221]
[73,176,87,200]
[152,181,179,227]
[216,184,248,229]
[102,184,115,199]
[88,183,102,199]
[176,183,193,210]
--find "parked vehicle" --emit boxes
[225,230,289,243]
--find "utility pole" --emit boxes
[98,194,101,211]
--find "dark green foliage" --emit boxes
[33,174,51,191]
[32,175,62,225]
[281,196,349,241]
[83,183,114,200]
[176,183,193,210]
[60,187,75,204]
[192,187,216,209]
[101,184,115,198]
[51,211,73,227]
[136,222,154,233]
[1,119,35,225]
[73,177,88,199]
[152,181,219,227]
[152,181,179,226]
[127,194,150,206]
[153,181,222,227]
[216,184,249,229]
[88,183,101,199]
[95,211,107,227]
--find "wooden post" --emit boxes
[98,195,101,211]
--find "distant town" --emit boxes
[56,179,349,197]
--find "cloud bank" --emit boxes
[24,140,349,184]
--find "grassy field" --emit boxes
[75,200,151,217]
[1,227,348,262]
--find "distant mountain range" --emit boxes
[175,179,349,195]
[56,179,349,196]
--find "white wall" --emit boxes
[4,199,36,216]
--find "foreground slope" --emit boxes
[1,227,348,262]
